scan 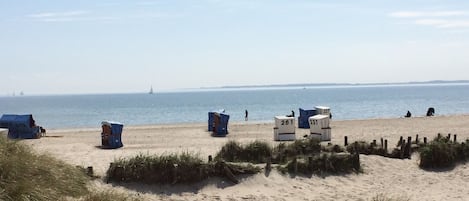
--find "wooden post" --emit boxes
[424,137,427,144]
[223,164,239,184]
[87,166,93,177]
[208,155,212,162]
[407,136,412,159]
[447,133,451,140]
[384,139,388,152]
[352,152,360,171]
[380,138,384,148]
[454,134,457,142]
[172,164,178,184]
[400,140,406,159]
[344,136,348,146]
[399,136,403,146]
[438,133,441,138]
[372,140,377,147]
[415,134,419,144]
[293,157,298,174]
[266,157,272,172]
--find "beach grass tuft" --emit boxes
[215,140,272,163]
[0,136,89,201]
[346,141,387,156]
[419,135,469,169]
[273,138,322,164]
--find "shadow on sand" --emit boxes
[106,175,254,196]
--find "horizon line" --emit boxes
[3,80,469,97]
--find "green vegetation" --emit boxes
[0,136,89,201]
[279,152,360,175]
[346,141,387,156]
[272,138,322,164]
[215,140,272,163]
[215,139,359,175]
[108,139,357,184]
[419,135,469,169]
[106,152,260,184]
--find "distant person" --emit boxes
[329,113,332,119]
[426,107,435,116]
[405,110,412,118]
[245,110,248,121]
[291,110,295,117]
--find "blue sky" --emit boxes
[1,0,469,95]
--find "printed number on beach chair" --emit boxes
[310,119,318,125]
[281,120,293,125]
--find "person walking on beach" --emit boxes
[245,110,248,121]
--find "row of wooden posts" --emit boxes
[343,133,458,159]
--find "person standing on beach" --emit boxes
[245,110,248,121]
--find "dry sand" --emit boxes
[22,115,469,201]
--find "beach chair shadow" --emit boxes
[95,145,122,150]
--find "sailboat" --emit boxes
[149,86,154,94]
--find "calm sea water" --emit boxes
[1,84,469,129]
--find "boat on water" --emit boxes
[149,86,154,94]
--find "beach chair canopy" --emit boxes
[298,108,317,128]
[101,121,123,135]
[0,114,41,139]
[0,114,34,128]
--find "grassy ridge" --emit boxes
[106,152,260,184]
[0,136,89,201]
[215,139,360,175]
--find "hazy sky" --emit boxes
[1,0,469,95]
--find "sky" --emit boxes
[1,0,469,95]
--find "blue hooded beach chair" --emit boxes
[101,121,124,149]
[211,112,230,136]
[0,114,42,139]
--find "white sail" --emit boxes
[149,86,154,94]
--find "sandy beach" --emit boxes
[22,115,469,201]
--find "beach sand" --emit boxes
[22,115,469,201]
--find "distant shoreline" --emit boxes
[207,80,469,90]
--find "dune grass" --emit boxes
[272,138,322,164]
[215,140,272,163]
[419,135,469,169]
[106,152,260,184]
[279,152,360,175]
[215,139,359,175]
[0,136,89,201]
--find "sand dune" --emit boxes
[22,115,469,201]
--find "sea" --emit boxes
[1,83,469,129]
